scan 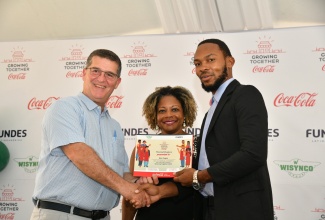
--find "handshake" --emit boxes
[124,168,195,209]
[124,174,161,208]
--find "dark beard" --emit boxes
[201,67,228,93]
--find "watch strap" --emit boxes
[193,170,199,182]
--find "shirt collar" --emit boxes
[213,78,235,103]
[78,92,109,115]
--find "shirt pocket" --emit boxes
[108,137,127,175]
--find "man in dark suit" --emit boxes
[173,38,274,220]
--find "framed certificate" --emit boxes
[133,134,194,178]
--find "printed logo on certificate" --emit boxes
[133,134,194,178]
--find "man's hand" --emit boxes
[125,174,159,208]
[128,174,159,208]
[137,174,159,185]
[136,183,161,204]
[134,181,179,207]
[124,183,151,208]
[173,168,195,187]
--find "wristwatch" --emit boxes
[192,170,204,190]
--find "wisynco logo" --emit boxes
[28,97,60,110]
[0,213,14,219]
[14,155,39,173]
[66,71,83,78]
[106,95,123,108]
[274,92,317,107]
[274,158,321,178]
[128,69,147,76]
[8,73,27,80]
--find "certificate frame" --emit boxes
[133,134,194,178]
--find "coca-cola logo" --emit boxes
[128,69,147,76]
[8,73,26,80]
[192,67,196,74]
[106,95,123,108]
[252,65,275,73]
[322,64,325,71]
[311,208,325,213]
[0,213,14,220]
[274,93,317,107]
[28,97,60,110]
[66,71,83,78]
[273,205,285,210]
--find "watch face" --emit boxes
[192,182,201,190]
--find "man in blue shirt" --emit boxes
[31,49,148,220]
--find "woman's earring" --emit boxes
[183,119,186,127]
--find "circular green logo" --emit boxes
[0,141,10,172]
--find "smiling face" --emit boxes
[194,43,234,94]
[82,56,121,109]
[156,95,185,135]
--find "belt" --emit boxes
[33,199,109,220]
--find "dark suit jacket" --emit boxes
[193,79,273,220]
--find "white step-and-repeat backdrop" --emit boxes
[0,26,324,220]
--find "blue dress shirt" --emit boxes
[198,78,234,196]
[33,92,129,211]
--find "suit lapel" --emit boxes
[207,80,240,134]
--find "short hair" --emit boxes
[142,86,197,131]
[198,39,232,57]
[85,49,122,77]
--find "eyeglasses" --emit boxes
[85,67,119,80]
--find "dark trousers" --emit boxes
[193,191,215,220]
